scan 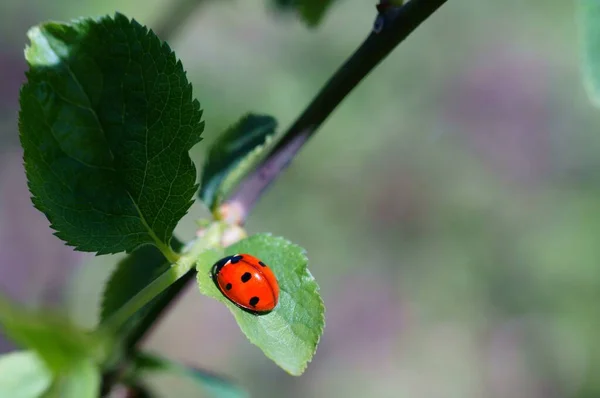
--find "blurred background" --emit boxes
[0,0,597,397]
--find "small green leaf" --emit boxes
[199,114,276,211]
[43,360,100,398]
[0,295,105,372]
[133,352,248,398]
[19,12,204,256]
[196,235,325,375]
[100,238,183,335]
[0,351,52,398]
[271,0,337,27]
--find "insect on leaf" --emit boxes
[196,235,325,376]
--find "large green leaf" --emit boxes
[580,0,600,106]
[199,114,276,211]
[0,351,52,398]
[133,352,248,398]
[196,235,325,375]
[19,12,204,255]
[0,295,106,372]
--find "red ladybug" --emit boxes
[211,254,280,314]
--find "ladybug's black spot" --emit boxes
[258,261,266,267]
[249,297,260,307]
[241,272,252,283]
[225,283,232,291]
[230,255,243,264]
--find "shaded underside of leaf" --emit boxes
[133,352,249,398]
[19,12,204,255]
[199,113,277,211]
[196,234,325,376]
[580,0,600,107]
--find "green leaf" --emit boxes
[43,360,100,398]
[196,235,325,375]
[0,351,52,398]
[0,295,106,372]
[271,0,337,27]
[199,113,276,211]
[100,238,183,334]
[19,12,204,256]
[133,352,249,398]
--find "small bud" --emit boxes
[216,201,245,225]
[221,224,248,247]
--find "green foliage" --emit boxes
[580,0,600,106]
[196,234,325,376]
[0,298,105,397]
[199,114,277,211]
[98,226,222,338]
[18,12,204,256]
[0,351,52,398]
[271,0,337,27]
[43,360,100,398]
[0,296,107,373]
[15,8,328,392]
[100,238,183,338]
[133,352,249,398]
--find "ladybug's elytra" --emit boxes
[211,254,280,315]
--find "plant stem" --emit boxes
[226,0,447,222]
[101,224,223,333]
[155,240,181,264]
[102,264,189,333]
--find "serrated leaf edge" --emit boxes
[18,12,203,256]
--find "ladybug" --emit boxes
[211,254,279,315]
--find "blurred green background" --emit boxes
[1,0,599,397]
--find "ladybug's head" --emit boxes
[211,255,233,277]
